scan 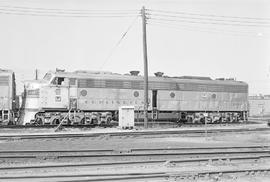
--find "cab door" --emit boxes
[152,90,158,119]
[68,78,78,110]
[40,77,69,109]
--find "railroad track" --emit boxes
[1,153,270,170]
[0,168,269,181]
[0,127,269,140]
[0,121,258,129]
[59,168,270,182]
[0,145,269,159]
[1,150,270,160]
[1,146,269,181]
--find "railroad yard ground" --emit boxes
[0,120,270,181]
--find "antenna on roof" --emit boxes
[35,69,38,80]
[56,68,65,72]
[130,71,140,76]
[154,72,164,77]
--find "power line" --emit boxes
[0,5,139,13]
[149,20,267,34]
[0,10,138,18]
[0,6,139,17]
[149,17,270,28]
[0,8,138,15]
[148,22,266,37]
[148,13,270,25]
[148,9,270,21]
[99,16,139,70]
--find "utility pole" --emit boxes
[35,69,38,80]
[141,6,148,128]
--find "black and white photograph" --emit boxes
[0,0,269,181]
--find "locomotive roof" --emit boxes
[0,69,13,73]
[49,70,247,86]
[0,69,14,76]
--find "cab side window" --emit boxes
[69,78,76,86]
[52,77,65,86]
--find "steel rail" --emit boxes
[0,145,268,154]
[0,127,269,140]
[0,121,258,129]
[0,172,166,180]
[0,154,269,171]
[62,168,270,182]
[0,168,269,181]
[130,145,270,152]
[0,149,270,159]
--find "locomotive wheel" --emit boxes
[81,117,91,125]
[74,116,81,125]
[106,117,112,124]
[91,118,98,125]
[81,118,85,125]
[64,118,72,125]
[35,118,44,125]
[200,117,205,124]
[52,118,60,125]
[69,116,81,125]
[7,120,14,125]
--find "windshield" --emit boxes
[43,73,52,82]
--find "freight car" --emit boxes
[21,70,248,125]
[0,69,18,125]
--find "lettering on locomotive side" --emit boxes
[86,99,143,106]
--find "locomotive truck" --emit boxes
[21,70,248,125]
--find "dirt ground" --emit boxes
[0,123,269,181]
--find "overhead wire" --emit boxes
[148,17,270,28]
[0,5,267,41]
[148,21,266,37]
[0,5,139,13]
[99,15,139,70]
[148,13,270,25]
[0,5,139,17]
[148,9,270,21]
[0,8,138,15]
[0,11,138,18]
[146,9,270,28]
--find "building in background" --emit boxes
[249,95,270,117]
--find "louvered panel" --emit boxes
[77,78,247,93]
[0,76,9,86]
[105,80,123,88]
[131,81,143,89]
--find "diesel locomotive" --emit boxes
[21,70,248,125]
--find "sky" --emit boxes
[0,0,269,95]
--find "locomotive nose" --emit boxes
[21,81,44,125]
